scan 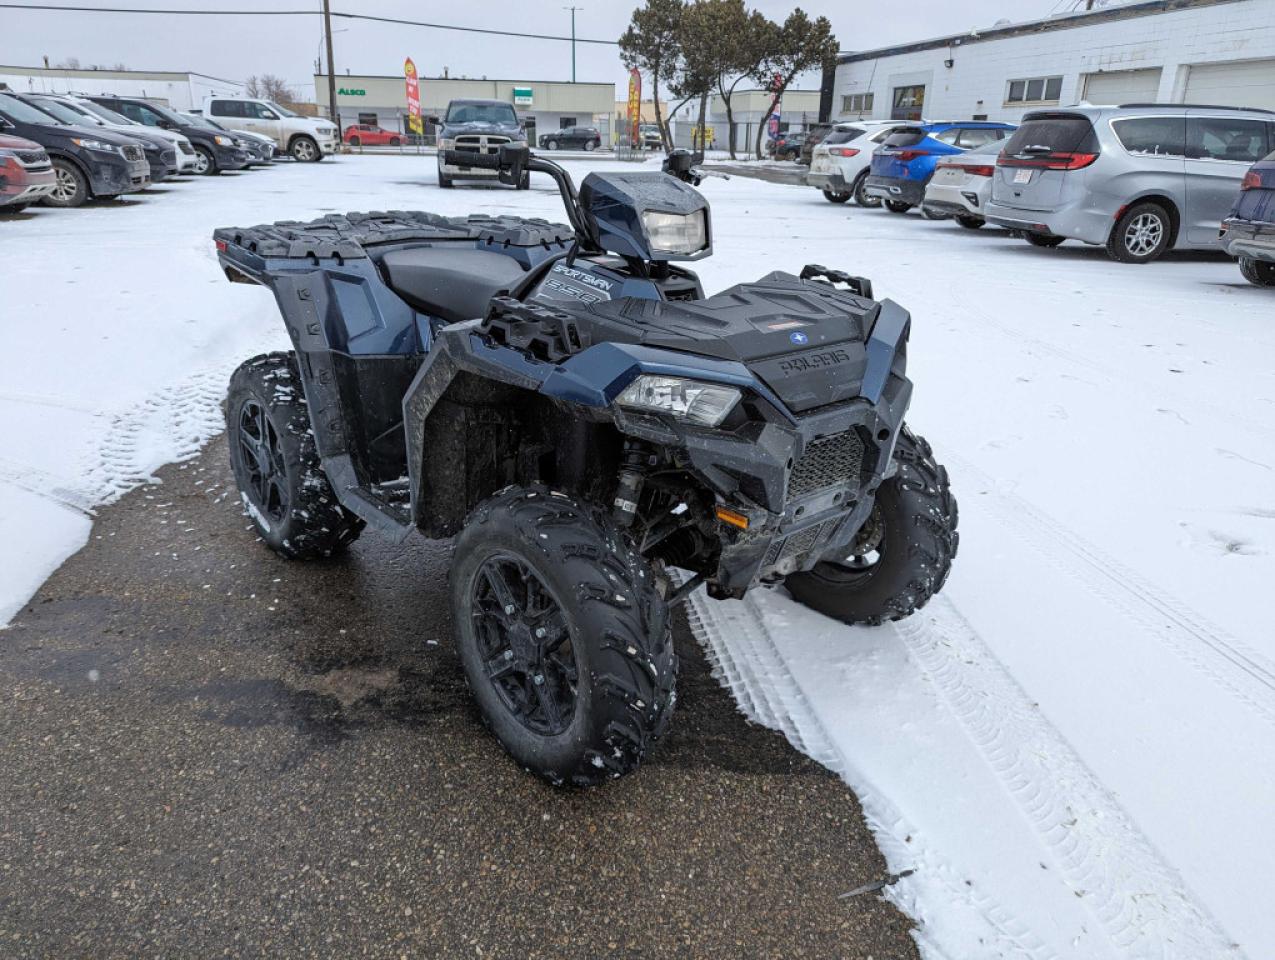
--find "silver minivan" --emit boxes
[984,104,1275,263]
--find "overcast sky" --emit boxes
[1,0,1072,100]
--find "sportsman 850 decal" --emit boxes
[533,262,616,305]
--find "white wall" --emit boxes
[833,0,1275,122]
[0,69,243,111]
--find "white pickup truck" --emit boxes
[201,97,338,161]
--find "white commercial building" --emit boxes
[830,0,1275,124]
[0,65,246,111]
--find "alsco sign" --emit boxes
[338,87,366,96]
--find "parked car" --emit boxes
[984,105,1275,263]
[182,113,273,165]
[24,93,177,183]
[539,126,602,151]
[807,121,913,205]
[921,140,1005,228]
[1220,149,1275,286]
[865,122,1015,213]
[771,132,807,161]
[638,123,663,150]
[0,133,56,211]
[202,97,338,161]
[344,124,402,147]
[0,92,149,207]
[798,123,832,165]
[88,96,251,175]
[434,99,528,189]
[59,94,198,173]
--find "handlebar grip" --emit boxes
[442,149,502,170]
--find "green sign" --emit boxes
[338,87,366,96]
[512,86,533,106]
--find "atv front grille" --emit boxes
[788,430,865,500]
[121,144,144,162]
[763,517,842,568]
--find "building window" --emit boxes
[841,92,873,115]
[891,85,925,121]
[1006,76,1063,104]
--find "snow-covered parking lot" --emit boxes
[2,154,1272,959]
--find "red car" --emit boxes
[0,133,56,212]
[343,124,403,147]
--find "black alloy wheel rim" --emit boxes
[471,555,578,736]
[825,503,886,579]
[237,399,290,523]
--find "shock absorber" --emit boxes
[612,440,652,528]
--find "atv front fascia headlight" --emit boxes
[616,375,740,427]
[641,210,707,256]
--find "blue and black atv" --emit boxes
[214,146,958,786]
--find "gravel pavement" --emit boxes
[0,435,919,960]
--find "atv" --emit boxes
[214,146,958,786]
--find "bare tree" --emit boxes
[245,74,296,105]
[752,9,837,160]
[55,57,81,69]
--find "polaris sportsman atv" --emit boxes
[214,146,957,786]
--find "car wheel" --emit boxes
[852,172,881,208]
[822,187,851,204]
[885,200,912,214]
[191,145,217,175]
[437,160,453,189]
[956,215,985,230]
[389,137,401,146]
[517,170,530,190]
[584,140,596,152]
[2,203,29,214]
[920,206,950,221]
[1107,201,1171,263]
[290,136,319,162]
[1026,232,1065,248]
[348,135,360,146]
[1239,256,1275,286]
[450,485,676,786]
[44,158,89,206]
[546,139,559,150]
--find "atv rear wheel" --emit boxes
[786,428,957,625]
[450,485,677,786]
[226,352,364,559]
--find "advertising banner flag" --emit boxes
[404,58,422,135]
[627,68,642,147]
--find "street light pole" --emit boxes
[322,0,338,128]
[563,6,581,82]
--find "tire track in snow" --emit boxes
[0,456,98,517]
[684,587,1241,959]
[684,589,1058,960]
[951,454,1275,725]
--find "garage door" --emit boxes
[1082,68,1163,105]
[1184,59,1275,111]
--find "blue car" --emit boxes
[865,121,1016,213]
[1221,149,1275,287]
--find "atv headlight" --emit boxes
[616,375,740,427]
[641,210,707,255]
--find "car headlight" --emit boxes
[439,138,455,150]
[213,135,234,146]
[641,210,707,255]
[71,137,120,154]
[616,375,740,427]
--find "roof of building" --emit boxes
[836,0,1250,64]
[0,64,244,86]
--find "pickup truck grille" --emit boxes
[177,141,194,155]
[788,430,865,500]
[454,134,510,155]
[121,144,144,162]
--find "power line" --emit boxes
[0,3,621,44]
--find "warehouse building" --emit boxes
[314,74,615,144]
[829,0,1275,124]
[0,64,246,111]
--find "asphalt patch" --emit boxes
[0,434,919,959]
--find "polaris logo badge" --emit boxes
[789,331,809,345]
[777,348,852,376]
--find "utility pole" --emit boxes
[563,6,581,82]
[322,0,338,127]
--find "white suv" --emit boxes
[807,120,914,206]
[202,97,338,161]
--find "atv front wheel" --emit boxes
[786,428,957,625]
[226,352,364,559]
[451,486,677,786]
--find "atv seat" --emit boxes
[380,247,528,324]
